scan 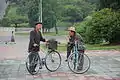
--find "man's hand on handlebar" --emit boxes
[33,43,38,47]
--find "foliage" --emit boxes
[99,0,120,10]
[76,8,120,44]
[17,0,96,29]
[1,17,11,27]
[1,2,28,27]
[61,0,96,25]
[75,16,92,43]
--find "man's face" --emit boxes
[69,30,74,36]
[36,24,42,30]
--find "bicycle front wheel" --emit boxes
[68,53,90,74]
[45,50,61,72]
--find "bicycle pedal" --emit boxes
[39,66,42,69]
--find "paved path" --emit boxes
[0,36,120,80]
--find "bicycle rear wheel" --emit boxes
[68,53,90,74]
[45,50,61,72]
[25,53,40,75]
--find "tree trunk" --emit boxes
[54,20,58,34]
[48,29,50,32]
[15,23,17,28]
[55,24,58,34]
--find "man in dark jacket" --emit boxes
[28,22,46,72]
[28,22,45,52]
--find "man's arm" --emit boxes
[39,31,46,42]
[30,31,35,44]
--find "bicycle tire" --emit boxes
[45,50,61,72]
[68,53,90,74]
[25,53,40,75]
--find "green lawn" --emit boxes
[15,32,29,35]
[40,43,67,53]
[41,43,120,52]
[15,31,120,51]
[15,31,68,36]
[86,44,120,50]
[43,31,67,36]
[57,44,120,51]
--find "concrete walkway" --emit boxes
[0,36,120,80]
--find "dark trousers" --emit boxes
[29,52,41,71]
[78,50,84,69]
[67,44,73,59]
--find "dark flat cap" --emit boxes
[35,22,42,25]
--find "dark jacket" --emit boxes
[28,30,45,52]
[68,33,85,50]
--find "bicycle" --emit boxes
[25,39,61,75]
[67,39,90,74]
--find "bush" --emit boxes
[76,8,120,44]
[75,16,92,43]
[86,8,120,44]
[75,21,87,42]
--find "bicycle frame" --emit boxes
[73,40,79,69]
[68,39,90,74]
[26,41,61,75]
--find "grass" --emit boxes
[15,30,120,51]
[15,32,29,36]
[15,31,68,36]
[11,23,29,27]
[15,31,120,51]
[43,31,67,36]
[86,44,120,50]
[40,43,120,52]
[57,43,67,52]
[40,43,67,53]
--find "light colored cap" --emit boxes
[68,27,75,32]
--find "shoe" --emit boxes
[77,66,82,71]
[65,59,68,62]
[31,69,36,73]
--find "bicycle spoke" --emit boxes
[68,53,90,74]
[45,51,61,72]
[25,53,40,75]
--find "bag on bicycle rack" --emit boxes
[77,44,86,50]
[47,38,58,50]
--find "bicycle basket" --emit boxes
[47,38,58,50]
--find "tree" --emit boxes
[1,17,11,27]
[43,0,62,33]
[27,0,39,27]
[17,0,39,27]
[61,0,96,25]
[99,0,120,10]
[84,8,120,44]
[10,16,28,27]
[16,0,97,33]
